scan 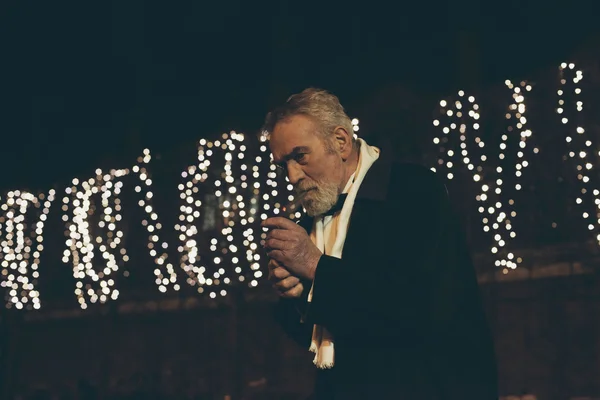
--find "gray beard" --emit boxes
[302,183,339,217]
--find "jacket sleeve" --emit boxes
[272,278,314,348]
[421,207,499,398]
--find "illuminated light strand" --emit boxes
[175,151,207,291]
[486,80,535,272]
[258,131,305,287]
[176,131,255,298]
[239,134,264,290]
[433,83,539,271]
[259,136,298,252]
[210,132,241,296]
[433,91,509,264]
[7,82,597,305]
[217,131,265,292]
[557,62,599,241]
[0,190,55,309]
[62,169,128,309]
[133,149,179,293]
[175,136,219,294]
[260,140,298,221]
[352,118,360,140]
[432,91,486,181]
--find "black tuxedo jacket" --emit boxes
[273,149,498,399]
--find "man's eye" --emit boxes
[295,153,306,162]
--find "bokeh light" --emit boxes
[62,169,128,309]
[557,63,599,242]
[0,190,56,309]
[0,63,596,308]
[433,84,535,271]
[133,149,179,293]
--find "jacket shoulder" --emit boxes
[389,162,437,178]
[388,162,448,196]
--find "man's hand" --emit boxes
[262,217,322,281]
[268,259,304,298]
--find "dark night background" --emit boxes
[0,0,594,192]
[2,1,600,399]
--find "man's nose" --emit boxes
[287,163,304,185]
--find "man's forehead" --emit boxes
[269,116,319,158]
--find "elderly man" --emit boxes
[261,88,498,399]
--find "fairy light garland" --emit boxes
[175,131,269,298]
[62,169,128,309]
[242,134,267,289]
[433,89,532,271]
[211,132,244,296]
[0,190,55,309]
[259,137,297,262]
[133,149,179,293]
[352,118,359,139]
[175,154,205,291]
[557,62,599,241]
[485,80,535,272]
[176,136,219,295]
[1,63,597,308]
[432,91,485,181]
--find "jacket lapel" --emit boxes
[297,213,314,234]
[354,142,393,202]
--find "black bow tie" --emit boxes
[322,193,348,216]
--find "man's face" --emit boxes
[269,114,345,217]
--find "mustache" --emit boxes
[294,185,317,195]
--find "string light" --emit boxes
[432,91,485,181]
[261,136,304,224]
[176,135,231,295]
[175,156,205,291]
[0,190,55,309]
[352,118,359,139]
[558,62,599,241]
[133,149,179,293]
[2,63,597,308]
[433,86,534,271]
[62,169,128,309]
[485,80,534,272]
[176,131,281,298]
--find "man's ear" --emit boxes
[333,126,353,160]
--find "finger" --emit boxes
[268,262,280,280]
[268,263,287,280]
[266,229,294,241]
[264,237,289,251]
[274,276,300,292]
[262,217,299,231]
[281,283,304,299]
[268,259,282,271]
[267,249,285,264]
[270,266,291,280]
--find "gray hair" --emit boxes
[261,88,354,150]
